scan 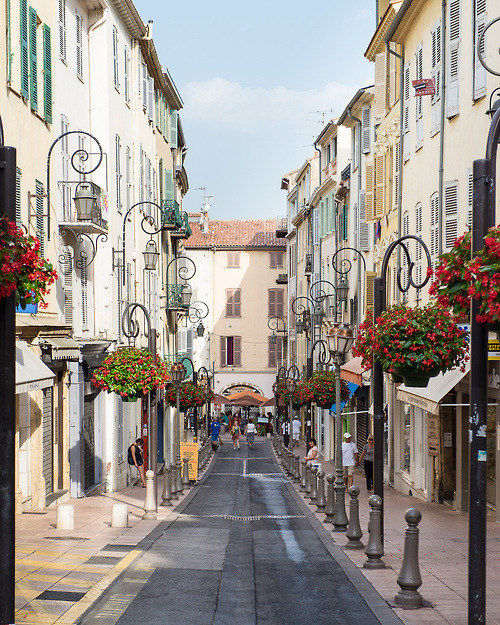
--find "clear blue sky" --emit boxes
[133,1,375,220]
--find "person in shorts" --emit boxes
[231,418,241,450]
[342,432,359,490]
[292,415,301,446]
[128,438,146,487]
[245,418,256,448]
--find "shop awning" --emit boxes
[16,341,55,394]
[396,362,470,415]
[340,356,369,386]
[42,337,80,361]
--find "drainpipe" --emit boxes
[347,108,363,319]
[386,41,405,301]
[438,0,447,256]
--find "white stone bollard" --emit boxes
[111,503,129,528]
[56,504,74,530]
[143,469,157,520]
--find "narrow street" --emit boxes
[79,438,401,625]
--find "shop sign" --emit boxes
[488,339,500,360]
[180,442,199,480]
[427,414,439,456]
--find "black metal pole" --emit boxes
[372,275,385,542]
[148,327,158,511]
[306,354,313,446]
[193,369,198,442]
[0,143,17,625]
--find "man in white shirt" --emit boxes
[342,432,359,490]
[281,420,290,448]
[292,416,301,446]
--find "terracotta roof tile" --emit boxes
[184,217,286,249]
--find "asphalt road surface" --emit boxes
[80,438,402,625]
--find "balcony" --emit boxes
[166,284,190,311]
[276,216,288,238]
[171,211,192,239]
[58,181,107,234]
[276,273,288,285]
[161,199,184,230]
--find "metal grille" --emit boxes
[83,396,95,490]
[42,388,53,496]
[182,514,304,521]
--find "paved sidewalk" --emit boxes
[285,439,500,625]
[15,462,210,625]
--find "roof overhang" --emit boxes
[110,0,146,38]
[315,119,338,146]
[385,0,427,44]
[309,178,336,207]
[81,0,107,10]
[39,337,81,361]
[365,3,398,60]
[337,86,375,126]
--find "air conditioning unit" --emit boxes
[304,253,313,275]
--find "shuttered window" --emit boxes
[365,161,374,222]
[124,47,130,103]
[361,106,371,154]
[63,248,73,324]
[473,0,487,99]
[35,179,44,256]
[268,288,284,317]
[126,147,131,210]
[447,0,461,117]
[76,12,82,79]
[415,45,423,149]
[359,191,370,252]
[115,135,121,212]
[81,261,88,330]
[394,140,401,210]
[20,0,29,98]
[430,192,440,268]
[313,207,319,244]
[402,211,410,290]
[112,26,119,90]
[226,289,241,317]
[164,169,173,201]
[15,167,22,224]
[148,76,154,121]
[29,6,38,112]
[467,168,473,229]
[142,63,147,108]
[403,63,410,161]
[43,25,52,123]
[58,0,66,62]
[270,251,284,268]
[227,251,240,267]
[268,336,283,368]
[364,271,377,311]
[221,336,241,367]
[170,110,178,148]
[374,52,387,120]
[444,181,459,250]
[415,203,423,285]
[431,20,442,135]
[375,153,385,217]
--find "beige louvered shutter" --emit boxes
[359,192,370,252]
[365,161,375,222]
[234,337,242,366]
[63,248,73,325]
[375,154,385,217]
[467,168,473,229]
[364,271,377,312]
[447,0,461,117]
[234,289,241,317]
[374,52,387,120]
[220,337,226,367]
[430,192,440,268]
[444,181,459,250]
[473,0,487,99]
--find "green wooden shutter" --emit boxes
[20,0,29,98]
[43,25,52,123]
[164,170,173,200]
[7,0,12,84]
[343,205,348,240]
[35,179,44,256]
[29,6,38,112]
[170,110,178,148]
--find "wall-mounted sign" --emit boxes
[488,339,500,360]
[412,78,436,96]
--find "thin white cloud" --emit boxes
[182,77,359,135]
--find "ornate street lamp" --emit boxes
[327,322,355,532]
[171,362,187,494]
[267,315,286,347]
[332,246,367,327]
[73,181,98,220]
[142,239,159,271]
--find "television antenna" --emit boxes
[194,187,213,213]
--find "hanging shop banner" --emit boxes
[180,442,199,481]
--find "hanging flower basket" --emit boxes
[92,347,171,398]
[0,216,58,309]
[164,382,211,411]
[307,370,350,408]
[354,304,469,387]
[276,378,313,408]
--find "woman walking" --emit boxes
[245,418,256,448]
[231,418,241,450]
[359,435,374,492]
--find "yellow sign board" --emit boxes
[180,442,199,481]
[488,339,500,361]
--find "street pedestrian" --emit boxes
[359,434,374,492]
[342,432,359,491]
[211,418,221,451]
[231,418,241,450]
[128,438,146,487]
[304,438,318,463]
[281,420,290,448]
[221,412,230,433]
[292,415,301,446]
[245,418,256,448]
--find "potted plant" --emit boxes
[276,378,313,409]
[0,216,58,309]
[353,304,469,387]
[92,347,170,401]
[164,382,211,412]
[307,370,350,409]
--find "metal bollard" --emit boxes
[345,486,364,549]
[175,460,183,495]
[305,463,312,496]
[161,465,172,506]
[182,457,190,488]
[395,508,423,607]
[299,458,307,491]
[143,470,157,520]
[324,474,335,524]
[308,467,318,503]
[363,494,385,569]
[170,463,178,500]
[316,470,326,512]
[293,454,301,482]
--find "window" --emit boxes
[374,52,387,120]
[268,336,283,368]
[444,180,459,250]
[76,12,83,79]
[112,26,119,90]
[415,202,423,285]
[342,204,348,241]
[431,19,442,135]
[268,289,284,317]
[227,251,240,268]
[313,207,319,245]
[148,76,154,121]
[42,25,52,123]
[170,109,178,148]
[403,62,410,160]
[430,192,439,269]
[29,6,38,112]
[142,63,147,109]
[15,167,22,224]
[35,179,44,256]
[60,115,70,216]
[115,135,121,212]
[359,192,370,252]
[447,0,461,117]
[467,168,473,229]
[125,146,131,210]
[361,106,371,154]
[124,47,130,103]
[270,251,284,268]
[289,242,296,277]
[473,0,487,99]
[20,0,29,98]
[415,45,423,149]
[58,0,66,62]
[226,289,241,317]
[220,336,241,367]
[81,262,88,330]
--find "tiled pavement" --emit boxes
[15,470,202,624]
[284,439,500,625]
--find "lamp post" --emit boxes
[285,366,300,452]
[372,236,431,542]
[121,303,159,514]
[267,314,286,347]
[171,362,187,493]
[331,246,367,327]
[327,322,355,532]
[197,366,213,442]
[165,256,196,312]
